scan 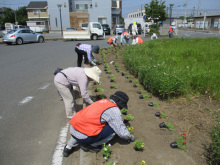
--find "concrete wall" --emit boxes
[71,0,91,12]
[48,0,70,31]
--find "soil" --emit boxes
[91,46,219,165]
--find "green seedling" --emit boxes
[110,78,116,82]
[96,88,103,92]
[134,140,144,151]
[143,94,151,99]
[110,74,115,78]
[111,84,118,89]
[176,136,187,150]
[128,75,133,79]
[138,160,147,165]
[125,114,134,121]
[102,143,111,160]
[133,80,138,83]
[121,108,127,114]
[160,112,167,119]
[141,90,147,94]
[127,126,134,134]
[165,122,175,131]
[153,102,160,107]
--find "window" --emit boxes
[76,4,88,10]
[36,22,44,25]
[55,18,58,27]
[93,23,101,29]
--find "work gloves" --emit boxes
[128,135,135,143]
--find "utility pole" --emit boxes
[203,11,206,30]
[169,4,174,25]
[198,0,201,16]
[184,0,188,24]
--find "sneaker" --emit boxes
[80,145,101,153]
[63,145,73,157]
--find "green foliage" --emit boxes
[102,143,111,160]
[149,24,160,36]
[165,122,175,131]
[176,136,186,150]
[127,126,134,134]
[121,108,128,114]
[110,74,115,78]
[125,114,134,121]
[145,0,167,24]
[107,162,114,165]
[111,84,118,89]
[110,78,116,82]
[134,140,144,151]
[141,90,147,94]
[153,102,160,107]
[123,38,220,101]
[96,88,103,92]
[138,160,147,165]
[160,112,166,118]
[143,94,151,99]
[16,7,28,25]
[0,8,15,24]
[206,125,220,164]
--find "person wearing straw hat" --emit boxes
[169,22,176,38]
[54,66,102,119]
[62,91,135,157]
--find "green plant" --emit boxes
[125,114,134,121]
[143,94,151,99]
[121,108,128,114]
[111,84,118,89]
[134,140,144,151]
[102,143,111,160]
[136,84,142,88]
[96,88,103,92]
[165,122,175,131]
[141,90,147,94]
[138,160,147,165]
[127,126,134,134]
[110,74,115,78]
[107,162,114,165]
[97,94,107,100]
[133,80,138,83]
[128,75,133,79]
[110,78,116,82]
[176,135,187,150]
[153,102,160,107]
[106,70,112,74]
[160,112,167,119]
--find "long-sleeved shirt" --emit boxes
[70,99,131,140]
[54,67,93,104]
[76,44,96,65]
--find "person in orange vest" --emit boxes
[107,35,119,46]
[62,91,135,157]
[132,35,143,45]
[169,22,176,38]
[120,32,130,45]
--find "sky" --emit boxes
[1,0,220,17]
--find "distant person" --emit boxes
[120,32,130,45]
[75,43,99,67]
[169,22,176,38]
[132,35,143,45]
[62,91,135,157]
[107,36,119,46]
[54,66,102,119]
[132,21,138,37]
[151,33,158,40]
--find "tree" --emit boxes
[144,0,167,24]
[2,8,15,24]
[16,7,28,25]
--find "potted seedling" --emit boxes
[139,94,151,99]
[93,81,101,85]
[155,112,167,119]
[129,80,132,83]
[159,122,175,131]
[121,108,128,115]
[102,143,111,160]
[95,87,103,92]
[127,126,134,134]
[133,80,138,83]
[122,72,127,76]
[128,75,133,79]
[110,84,118,89]
[170,133,187,150]
[134,140,144,151]
[97,94,107,100]
[110,78,116,82]
[138,160,147,165]
[148,102,160,107]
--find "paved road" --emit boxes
[0,31,219,165]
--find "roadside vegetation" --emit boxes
[123,38,220,101]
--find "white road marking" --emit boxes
[38,83,51,90]
[51,123,69,165]
[18,96,34,105]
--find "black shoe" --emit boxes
[63,145,73,157]
[80,145,101,153]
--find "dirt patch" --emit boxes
[92,46,219,165]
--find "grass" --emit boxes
[123,38,220,101]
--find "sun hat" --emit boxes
[171,22,175,26]
[115,35,119,40]
[84,66,102,83]
[109,91,129,109]
[91,45,100,54]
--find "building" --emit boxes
[47,0,122,31]
[193,14,220,29]
[26,1,49,32]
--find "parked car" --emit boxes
[102,24,110,35]
[113,24,125,35]
[0,25,5,37]
[81,23,88,31]
[128,23,142,35]
[2,28,44,45]
[66,27,77,31]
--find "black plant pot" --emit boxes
[122,112,127,115]
[115,68,118,71]
[148,102,153,106]
[104,69,107,71]
[108,76,111,78]
[110,86,114,89]
[125,76,129,79]
[139,95,143,99]
[95,89,98,92]
[117,70,120,73]
[170,142,178,148]
[110,79,114,82]
[129,80,132,83]
[133,84,137,87]
[104,66,107,68]
[123,119,130,127]
[159,122,167,128]
[93,82,97,85]
[155,112,160,117]
[137,91,141,94]
[122,73,125,76]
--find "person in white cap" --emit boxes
[169,22,176,38]
[151,33,158,40]
[54,66,102,119]
[120,32,130,45]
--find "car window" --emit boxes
[93,23,101,29]
[116,25,124,28]
[7,30,17,34]
[82,23,88,27]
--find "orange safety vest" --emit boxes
[169,25,174,33]
[107,37,114,43]
[70,99,118,136]
[136,37,143,43]
[122,32,129,36]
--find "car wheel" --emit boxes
[92,34,98,40]
[6,42,12,45]
[16,38,23,45]
[38,36,44,43]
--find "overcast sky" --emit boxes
[1,0,220,17]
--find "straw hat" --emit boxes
[84,66,102,83]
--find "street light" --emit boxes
[57,4,63,37]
